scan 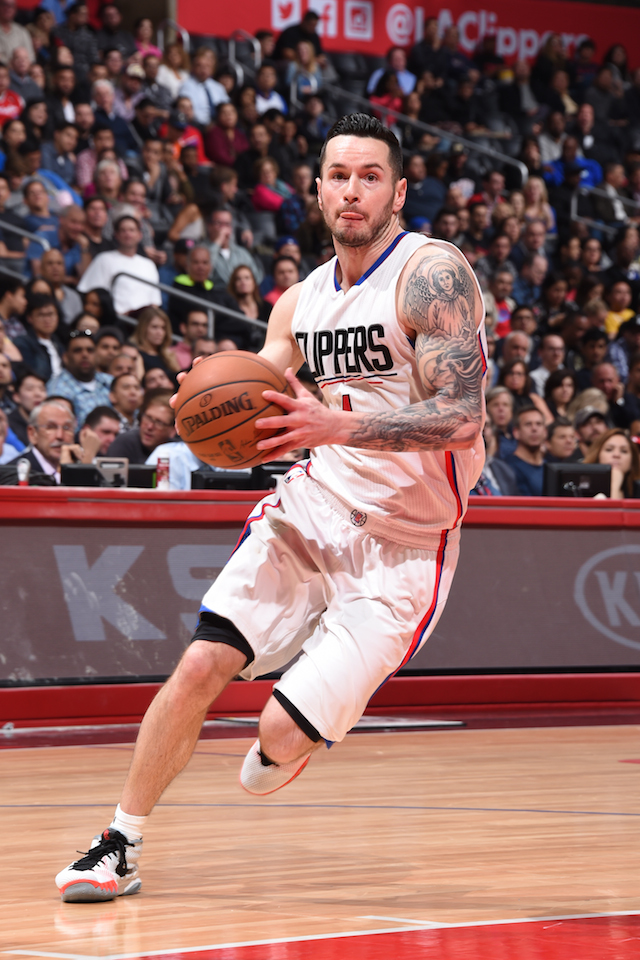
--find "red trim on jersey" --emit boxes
[230,496,281,555]
[342,395,353,411]
[445,452,464,528]
[478,330,488,376]
[321,376,385,389]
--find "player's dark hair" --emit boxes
[319,113,403,182]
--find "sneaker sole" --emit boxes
[240,754,311,795]
[60,879,142,903]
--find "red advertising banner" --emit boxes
[174,0,640,67]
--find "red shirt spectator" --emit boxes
[204,103,249,166]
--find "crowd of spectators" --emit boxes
[1,6,640,497]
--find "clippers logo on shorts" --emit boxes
[295,324,393,380]
[284,464,307,483]
[350,509,367,527]
[181,392,255,438]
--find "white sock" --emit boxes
[110,804,146,842]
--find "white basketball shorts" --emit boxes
[200,463,460,744]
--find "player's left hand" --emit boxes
[256,368,349,461]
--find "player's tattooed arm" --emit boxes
[344,250,484,452]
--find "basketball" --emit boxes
[174,351,293,469]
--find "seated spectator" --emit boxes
[475,235,517,292]
[264,255,299,307]
[544,135,602,190]
[156,42,189,102]
[7,398,77,481]
[509,219,547,272]
[108,370,143,431]
[523,177,556,235]
[278,161,314,236]
[46,65,77,129]
[584,427,640,498]
[75,125,128,192]
[9,47,39,103]
[110,178,166,267]
[75,404,121,456]
[571,326,609,391]
[574,405,609,458]
[204,209,264,288]
[169,308,209,371]
[142,366,173,391]
[38,247,82,326]
[69,310,99,336]
[509,304,539,343]
[498,358,552,422]
[228,265,270,338]
[369,71,403,126]
[141,54,173,117]
[591,361,628,427]
[7,368,46,445]
[160,110,209,168]
[254,63,286,116]
[0,61,24,125]
[620,353,640,426]
[0,349,12,411]
[609,317,640,382]
[96,3,136,60]
[544,368,578,420]
[470,419,518,496]
[204,102,248,167]
[592,162,630,228]
[484,268,515,338]
[430,207,462,246]
[485,385,516,458]
[404,152,448,232]
[107,387,175,463]
[178,48,229,127]
[0,406,19,463]
[133,16,161,60]
[145,438,220,490]
[512,253,548,307]
[130,306,179,382]
[604,280,634,339]
[461,201,490,263]
[93,325,123,373]
[544,417,581,463]
[82,196,113,258]
[367,47,416,97]
[84,156,123,203]
[77,214,162,315]
[502,405,547,496]
[74,103,94,153]
[92,79,138,156]
[530,333,566,394]
[82,286,118,327]
[13,293,63,380]
[39,121,77,187]
[252,157,293,213]
[285,40,324,101]
[113,64,146,123]
[23,178,59,273]
[46,328,112,422]
[539,112,567,166]
[535,272,577,333]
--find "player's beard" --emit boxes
[325,193,396,248]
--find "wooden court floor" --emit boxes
[1,725,640,960]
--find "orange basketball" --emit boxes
[174,351,293,469]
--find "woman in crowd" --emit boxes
[575,273,605,309]
[21,98,51,142]
[156,43,190,101]
[523,176,556,234]
[130,307,180,381]
[584,428,640,498]
[544,368,578,419]
[508,190,526,226]
[535,271,576,332]
[252,157,293,212]
[603,44,630,87]
[369,71,403,126]
[485,385,517,458]
[204,102,249,167]
[498,358,553,422]
[228,265,271,349]
[134,17,162,60]
[236,86,259,132]
[581,236,608,277]
[82,288,119,328]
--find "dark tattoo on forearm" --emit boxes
[348,252,484,451]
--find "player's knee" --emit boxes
[259,692,322,764]
[173,641,241,699]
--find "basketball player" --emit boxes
[56,115,487,902]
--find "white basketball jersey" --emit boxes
[291,231,487,549]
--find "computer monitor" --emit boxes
[543,462,611,497]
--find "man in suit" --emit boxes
[592,162,631,227]
[7,398,75,482]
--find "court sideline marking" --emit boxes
[5,910,640,960]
